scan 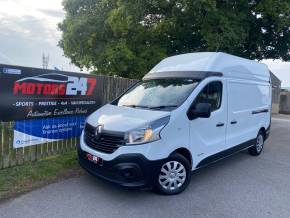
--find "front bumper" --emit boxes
[77,143,164,189]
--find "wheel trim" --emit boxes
[256,134,264,153]
[158,161,186,191]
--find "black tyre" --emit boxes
[248,130,265,156]
[154,153,191,195]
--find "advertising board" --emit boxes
[0,64,104,148]
[0,64,102,121]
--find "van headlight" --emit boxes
[125,116,170,145]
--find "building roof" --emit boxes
[270,71,281,84]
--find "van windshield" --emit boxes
[113,78,199,111]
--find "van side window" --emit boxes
[193,81,223,112]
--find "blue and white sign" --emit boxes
[2,67,22,75]
[13,116,86,148]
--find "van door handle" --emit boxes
[216,122,224,127]
[230,120,237,125]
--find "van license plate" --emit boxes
[86,153,103,165]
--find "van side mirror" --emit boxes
[187,103,211,120]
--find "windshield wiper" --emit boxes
[122,104,150,109]
[150,105,178,110]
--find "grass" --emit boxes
[0,151,84,201]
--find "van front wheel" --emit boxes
[154,153,191,195]
[248,131,264,156]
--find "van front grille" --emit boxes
[84,123,126,154]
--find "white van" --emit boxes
[77,52,271,195]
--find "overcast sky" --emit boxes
[0,0,80,72]
[0,0,289,86]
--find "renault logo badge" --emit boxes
[95,124,103,136]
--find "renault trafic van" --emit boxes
[77,52,271,195]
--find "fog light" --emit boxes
[123,169,135,179]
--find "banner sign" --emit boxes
[0,64,103,121]
[13,116,85,148]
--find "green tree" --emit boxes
[59,0,290,79]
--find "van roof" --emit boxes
[144,52,270,82]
